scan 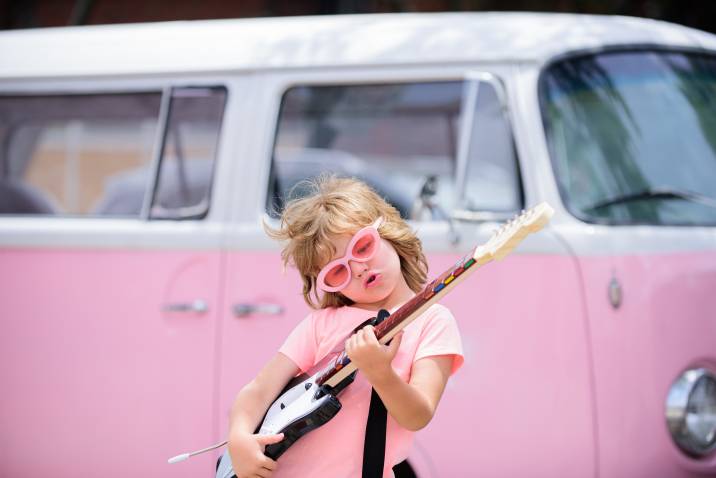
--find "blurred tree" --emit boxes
[1,0,37,29]
[68,0,94,25]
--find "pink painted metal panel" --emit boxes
[0,248,221,477]
[218,251,596,477]
[416,253,595,477]
[578,251,716,478]
[218,252,310,438]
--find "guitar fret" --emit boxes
[422,281,437,300]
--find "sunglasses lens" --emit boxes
[324,264,349,288]
[352,233,377,259]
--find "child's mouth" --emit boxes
[365,273,380,288]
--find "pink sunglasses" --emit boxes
[316,217,384,292]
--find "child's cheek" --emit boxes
[342,278,369,300]
[343,286,368,304]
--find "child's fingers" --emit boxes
[256,433,284,446]
[346,333,356,351]
[360,326,374,344]
[254,467,274,478]
[386,331,404,357]
[261,456,278,470]
[354,328,370,347]
[365,325,379,342]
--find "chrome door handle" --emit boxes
[163,299,208,314]
[233,303,284,317]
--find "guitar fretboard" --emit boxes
[375,252,478,340]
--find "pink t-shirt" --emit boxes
[274,303,464,477]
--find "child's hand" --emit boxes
[228,430,283,478]
[345,325,404,381]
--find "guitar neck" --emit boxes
[319,245,489,389]
[317,201,554,390]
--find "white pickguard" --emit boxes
[258,371,328,435]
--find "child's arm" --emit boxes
[227,352,300,478]
[345,325,453,432]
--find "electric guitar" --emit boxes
[168,202,554,476]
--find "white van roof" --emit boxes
[2,12,715,79]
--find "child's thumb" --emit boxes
[257,433,284,445]
[387,331,404,357]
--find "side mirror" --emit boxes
[410,175,460,245]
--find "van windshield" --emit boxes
[540,50,716,226]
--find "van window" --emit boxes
[460,79,522,213]
[269,81,459,219]
[541,50,716,226]
[150,86,227,219]
[0,93,161,217]
[268,80,521,220]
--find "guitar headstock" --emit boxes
[474,202,554,263]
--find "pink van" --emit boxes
[1,12,715,478]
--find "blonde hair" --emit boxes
[265,175,428,309]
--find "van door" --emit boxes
[0,84,227,477]
[219,68,596,476]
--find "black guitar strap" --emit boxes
[362,387,387,478]
[362,308,391,478]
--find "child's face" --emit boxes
[321,231,413,310]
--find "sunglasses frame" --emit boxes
[316,217,384,292]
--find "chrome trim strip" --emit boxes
[141,86,172,219]
[233,302,284,317]
[455,74,479,204]
[666,368,716,457]
[163,299,209,314]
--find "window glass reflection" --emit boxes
[541,51,716,225]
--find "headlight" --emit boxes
[666,368,716,457]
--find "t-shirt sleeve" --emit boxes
[413,305,464,376]
[278,312,318,374]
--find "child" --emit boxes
[226,176,463,478]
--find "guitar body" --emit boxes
[214,316,382,477]
[216,370,352,477]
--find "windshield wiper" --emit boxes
[585,187,716,211]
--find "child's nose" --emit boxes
[348,260,368,278]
